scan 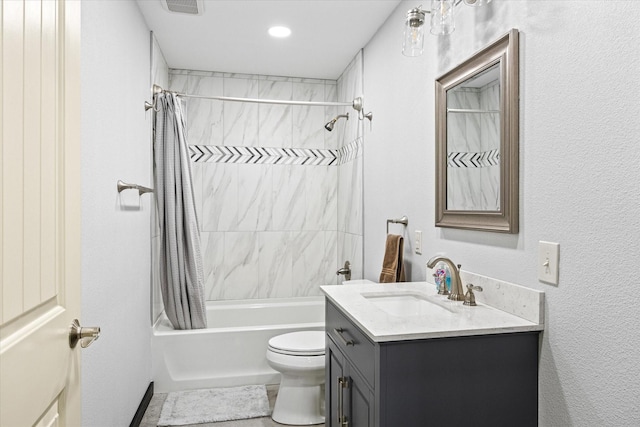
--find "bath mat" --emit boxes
[158,385,271,426]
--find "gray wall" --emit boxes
[81,1,152,425]
[363,1,640,425]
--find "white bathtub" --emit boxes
[152,296,325,392]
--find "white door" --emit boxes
[0,1,85,426]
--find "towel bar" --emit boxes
[386,216,408,234]
[117,180,153,196]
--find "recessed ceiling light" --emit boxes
[268,26,291,38]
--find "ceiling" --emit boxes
[136,0,402,80]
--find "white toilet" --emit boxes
[266,331,326,425]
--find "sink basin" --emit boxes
[362,292,456,317]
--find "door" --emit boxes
[1,1,82,425]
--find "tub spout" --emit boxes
[426,256,465,301]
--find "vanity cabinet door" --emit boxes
[326,338,346,427]
[344,361,375,427]
[326,337,375,427]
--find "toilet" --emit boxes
[266,331,326,425]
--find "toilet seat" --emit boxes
[268,331,325,356]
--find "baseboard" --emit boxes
[130,382,154,427]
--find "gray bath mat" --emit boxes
[158,385,271,426]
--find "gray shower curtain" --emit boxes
[154,92,206,330]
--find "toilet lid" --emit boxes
[268,331,325,356]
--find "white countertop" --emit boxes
[321,281,544,343]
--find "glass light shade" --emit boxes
[430,0,455,35]
[402,8,426,57]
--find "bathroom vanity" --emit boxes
[322,280,544,427]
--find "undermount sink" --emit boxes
[362,292,456,317]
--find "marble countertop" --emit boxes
[320,281,544,343]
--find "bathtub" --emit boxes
[152,296,325,392]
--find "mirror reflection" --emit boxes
[446,63,501,211]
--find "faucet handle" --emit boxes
[463,284,483,306]
[336,261,352,281]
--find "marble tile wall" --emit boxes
[446,81,500,211]
[337,52,364,282]
[166,52,363,301]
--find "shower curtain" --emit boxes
[154,92,207,330]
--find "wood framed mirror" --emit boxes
[435,29,519,233]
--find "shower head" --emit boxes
[324,113,349,132]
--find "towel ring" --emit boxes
[386,216,408,234]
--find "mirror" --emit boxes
[435,29,519,233]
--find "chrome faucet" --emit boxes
[426,256,465,301]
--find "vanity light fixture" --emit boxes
[430,0,456,36]
[402,6,427,57]
[402,0,493,56]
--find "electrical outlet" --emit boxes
[538,241,560,285]
[415,230,422,255]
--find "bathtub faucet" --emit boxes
[336,261,351,281]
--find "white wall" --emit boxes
[363,1,640,425]
[81,1,153,425]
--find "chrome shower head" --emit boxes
[324,113,349,132]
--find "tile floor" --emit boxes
[140,385,325,427]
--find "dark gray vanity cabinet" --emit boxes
[327,338,374,427]
[325,299,540,427]
[326,300,376,427]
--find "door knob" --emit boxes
[69,319,101,348]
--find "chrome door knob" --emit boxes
[69,319,101,348]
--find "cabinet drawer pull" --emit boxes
[334,328,355,346]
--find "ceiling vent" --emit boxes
[161,0,204,15]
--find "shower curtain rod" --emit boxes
[146,84,363,113]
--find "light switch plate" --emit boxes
[538,241,560,284]
[415,230,422,255]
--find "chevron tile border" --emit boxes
[337,137,363,166]
[190,138,363,167]
[447,148,500,168]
